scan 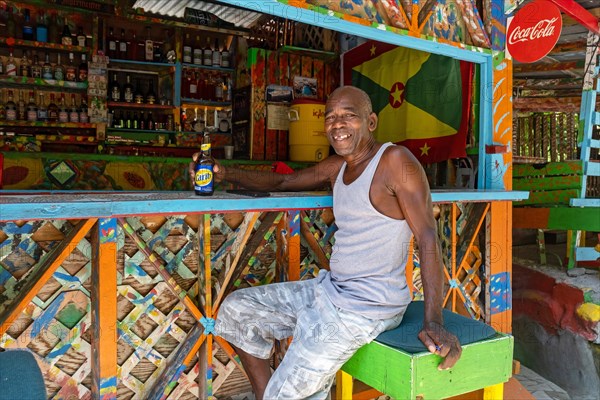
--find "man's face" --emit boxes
[324,90,376,157]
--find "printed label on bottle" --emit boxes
[6,110,17,121]
[201,143,211,152]
[42,67,53,79]
[145,40,153,60]
[111,87,120,102]
[79,70,87,81]
[124,88,133,102]
[6,63,17,76]
[190,84,197,94]
[109,41,116,50]
[120,42,126,52]
[79,111,88,123]
[66,68,76,81]
[27,110,37,121]
[59,111,69,123]
[38,109,47,120]
[70,111,79,122]
[183,46,192,63]
[55,70,64,81]
[32,67,42,78]
[194,166,214,192]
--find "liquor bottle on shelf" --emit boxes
[124,111,132,129]
[162,29,175,63]
[132,111,139,129]
[37,12,48,43]
[221,40,230,68]
[17,91,26,120]
[26,91,37,122]
[20,51,31,78]
[146,80,156,104]
[22,9,34,41]
[110,73,121,102]
[226,77,232,101]
[139,111,146,130]
[48,13,58,44]
[76,26,86,47]
[61,17,72,46]
[115,110,124,128]
[107,27,116,58]
[153,37,163,63]
[123,74,134,103]
[5,90,17,121]
[58,94,69,122]
[119,28,128,59]
[79,96,88,123]
[198,73,207,100]
[212,38,221,67]
[0,92,5,121]
[183,33,192,64]
[182,69,191,98]
[144,26,153,62]
[65,53,77,82]
[130,31,140,61]
[37,92,47,121]
[78,54,88,82]
[6,5,16,38]
[69,93,79,122]
[134,79,144,104]
[147,111,155,130]
[6,50,17,76]
[189,71,198,99]
[215,76,224,102]
[193,35,203,65]
[203,37,212,66]
[47,93,59,122]
[54,53,65,81]
[42,53,53,79]
[31,54,42,78]
[0,58,4,75]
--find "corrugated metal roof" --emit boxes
[132,0,263,28]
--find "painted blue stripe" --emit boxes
[570,198,600,207]
[575,247,600,261]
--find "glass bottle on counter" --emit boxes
[47,93,59,122]
[61,17,72,45]
[78,54,88,82]
[69,94,79,122]
[123,74,134,103]
[110,73,121,102]
[54,53,65,81]
[37,92,47,121]
[58,94,69,122]
[31,54,42,78]
[6,50,17,76]
[77,26,86,47]
[5,90,17,121]
[36,12,48,43]
[22,9,34,41]
[144,26,153,62]
[42,53,53,79]
[17,91,26,121]
[65,53,77,82]
[79,96,88,123]
[26,91,37,122]
[194,133,215,196]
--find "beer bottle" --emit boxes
[194,133,215,196]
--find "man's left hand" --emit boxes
[418,321,462,370]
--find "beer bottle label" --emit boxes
[194,164,214,193]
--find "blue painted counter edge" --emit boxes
[0,190,529,221]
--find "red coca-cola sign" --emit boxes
[507,0,562,63]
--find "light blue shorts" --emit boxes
[215,272,404,399]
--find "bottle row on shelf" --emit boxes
[182,34,230,68]
[0,89,88,123]
[108,109,174,132]
[3,5,89,47]
[109,73,161,105]
[0,49,88,83]
[105,26,175,64]
[182,68,232,102]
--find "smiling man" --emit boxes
[191,86,461,399]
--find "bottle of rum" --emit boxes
[146,80,156,104]
[78,54,88,82]
[61,17,72,45]
[193,35,203,65]
[183,33,192,63]
[47,93,59,122]
[26,91,37,122]
[6,5,16,38]
[189,71,198,99]
[77,26,86,47]
[5,90,17,121]
[6,50,17,76]
[110,73,121,102]
[37,92,48,121]
[36,12,48,43]
[58,94,69,122]
[17,91,26,120]
[54,53,65,81]
[203,37,212,66]
[69,93,79,122]
[212,38,221,67]
[31,54,42,78]
[123,74,134,103]
[65,52,77,82]
[144,26,153,62]
[42,53,53,79]
[22,9,34,41]
[221,40,230,68]
[107,27,116,58]
[79,96,88,123]
[20,51,31,77]
[134,79,144,104]
[119,28,128,59]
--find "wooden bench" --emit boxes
[336,301,513,399]
[512,160,600,268]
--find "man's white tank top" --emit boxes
[321,142,413,319]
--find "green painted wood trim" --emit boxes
[513,175,583,191]
[512,160,583,178]
[519,189,580,206]
[341,335,513,400]
[547,207,600,231]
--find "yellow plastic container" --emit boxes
[288,99,330,162]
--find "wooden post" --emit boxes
[288,210,301,282]
[91,218,118,399]
[487,202,512,333]
[336,370,353,400]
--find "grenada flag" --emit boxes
[342,41,473,164]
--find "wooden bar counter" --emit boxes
[0,190,525,399]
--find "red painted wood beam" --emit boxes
[549,0,599,34]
